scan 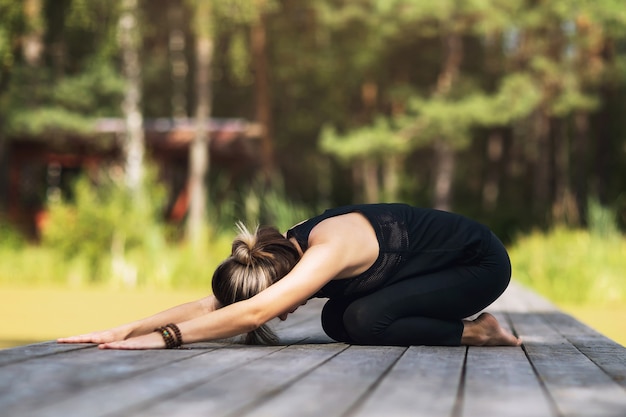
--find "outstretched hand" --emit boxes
[57,325,133,346]
[97,332,166,350]
[58,328,166,350]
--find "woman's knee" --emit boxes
[343,300,387,345]
[321,299,352,343]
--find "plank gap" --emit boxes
[517,327,565,417]
[226,344,351,417]
[451,346,468,417]
[342,346,410,417]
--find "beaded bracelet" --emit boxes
[154,323,183,349]
[165,323,183,346]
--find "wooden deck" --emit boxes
[1,282,625,417]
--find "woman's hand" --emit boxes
[98,332,166,350]
[57,324,133,345]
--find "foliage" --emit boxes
[0,220,25,250]
[0,238,231,289]
[509,220,626,306]
[210,178,318,233]
[42,166,168,283]
[3,63,124,136]
[320,118,410,162]
[0,166,233,288]
[2,0,626,247]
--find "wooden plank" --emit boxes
[462,346,555,417]
[490,281,552,314]
[123,343,348,417]
[351,346,465,417]
[242,345,404,417]
[509,312,626,417]
[25,345,285,417]
[542,311,626,389]
[0,341,92,366]
[14,302,331,417]
[2,285,624,417]
[0,347,209,416]
[274,301,336,345]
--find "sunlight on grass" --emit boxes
[559,304,626,347]
[509,227,626,305]
[1,286,207,348]
[3,285,625,350]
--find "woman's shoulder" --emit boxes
[309,212,377,246]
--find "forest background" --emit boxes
[0,0,625,347]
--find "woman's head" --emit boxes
[211,222,300,345]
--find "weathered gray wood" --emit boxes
[243,345,405,417]
[542,311,626,389]
[351,346,465,417]
[462,346,554,417]
[0,341,92,366]
[1,283,625,417]
[124,344,348,417]
[509,312,626,417]
[0,346,210,416]
[26,345,285,417]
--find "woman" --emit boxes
[58,203,521,349]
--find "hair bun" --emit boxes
[232,239,255,265]
[232,222,260,266]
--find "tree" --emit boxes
[185,0,214,245]
[118,0,145,192]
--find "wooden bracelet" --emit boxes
[154,326,179,349]
[165,323,183,347]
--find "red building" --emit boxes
[2,118,262,236]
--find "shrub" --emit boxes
[42,166,168,284]
[0,221,25,250]
[509,226,626,305]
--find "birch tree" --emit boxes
[118,0,145,192]
[185,0,214,245]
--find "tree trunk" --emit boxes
[186,2,214,245]
[168,3,188,118]
[361,158,379,204]
[23,0,44,67]
[572,111,589,225]
[0,137,6,211]
[482,129,504,211]
[432,31,462,211]
[531,110,551,222]
[433,140,455,211]
[551,118,579,225]
[251,1,275,182]
[593,38,616,206]
[119,0,145,192]
[382,154,401,202]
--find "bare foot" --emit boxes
[461,313,522,346]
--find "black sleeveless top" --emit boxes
[286,203,492,299]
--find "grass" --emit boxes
[508,227,626,306]
[2,284,625,350]
[2,209,625,349]
[0,236,231,289]
[1,285,207,348]
[506,225,626,347]
[560,304,626,347]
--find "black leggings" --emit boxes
[320,233,511,346]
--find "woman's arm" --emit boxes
[58,295,219,344]
[98,242,351,349]
[97,215,379,349]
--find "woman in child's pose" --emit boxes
[59,203,521,349]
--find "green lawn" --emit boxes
[559,304,626,347]
[1,285,207,348]
[2,285,624,349]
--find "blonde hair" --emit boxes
[211,222,300,344]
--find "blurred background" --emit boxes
[0,0,625,347]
